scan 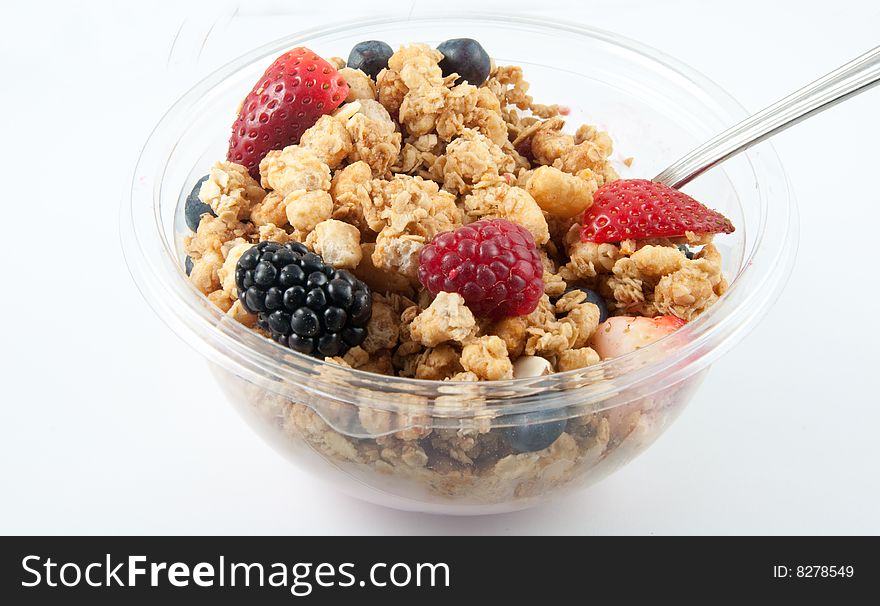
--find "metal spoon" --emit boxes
[655,45,880,189]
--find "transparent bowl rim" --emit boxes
[121,12,798,417]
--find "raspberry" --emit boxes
[417,219,544,319]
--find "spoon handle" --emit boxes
[654,45,880,189]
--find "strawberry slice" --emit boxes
[590,315,686,360]
[227,47,350,179]
[580,179,734,243]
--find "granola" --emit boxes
[182,39,735,509]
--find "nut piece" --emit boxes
[306,219,363,269]
[526,165,597,219]
[512,355,553,378]
[409,292,478,347]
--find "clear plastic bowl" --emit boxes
[122,15,797,514]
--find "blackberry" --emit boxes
[235,241,372,357]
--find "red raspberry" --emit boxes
[418,219,544,319]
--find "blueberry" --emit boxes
[500,413,566,453]
[347,40,394,79]
[437,38,491,86]
[678,244,695,260]
[563,286,609,323]
[185,256,194,276]
[184,175,214,232]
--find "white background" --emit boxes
[2,0,878,535]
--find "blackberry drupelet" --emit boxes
[235,241,372,357]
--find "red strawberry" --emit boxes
[589,315,687,360]
[580,179,734,243]
[227,47,350,179]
